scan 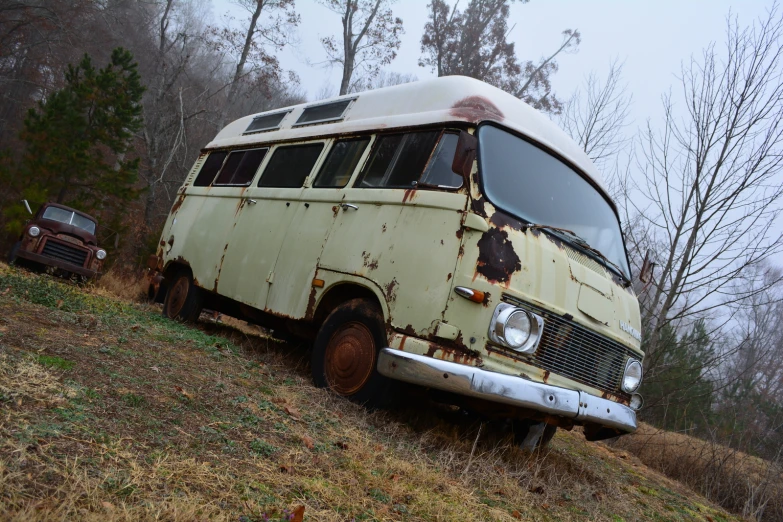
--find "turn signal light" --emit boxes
[454,286,486,303]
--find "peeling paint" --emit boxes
[470,195,487,218]
[475,228,521,284]
[450,95,505,123]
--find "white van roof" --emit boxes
[209,75,608,194]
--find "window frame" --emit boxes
[353,128,464,191]
[243,109,292,135]
[211,147,269,187]
[311,136,373,189]
[256,141,327,189]
[292,98,357,127]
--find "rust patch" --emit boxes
[450,95,505,123]
[456,228,464,240]
[305,285,318,320]
[470,195,487,217]
[367,258,379,270]
[399,324,417,336]
[542,370,550,383]
[402,188,417,203]
[424,341,482,366]
[384,278,398,303]
[489,210,524,231]
[481,291,491,307]
[458,244,465,258]
[332,205,340,217]
[361,251,379,270]
[601,390,631,406]
[399,336,407,351]
[381,223,387,233]
[475,228,521,284]
[446,272,452,282]
[170,193,186,215]
[214,243,229,292]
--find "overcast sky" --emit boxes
[214,0,773,128]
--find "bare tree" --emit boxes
[626,6,783,387]
[559,59,632,168]
[318,0,404,95]
[419,0,580,113]
[366,69,417,89]
[214,0,299,127]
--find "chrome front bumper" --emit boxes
[377,348,637,434]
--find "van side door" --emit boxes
[265,137,373,319]
[317,130,468,335]
[215,142,326,312]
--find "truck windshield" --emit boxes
[477,125,631,280]
[42,207,96,235]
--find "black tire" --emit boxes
[7,241,20,264]
[512,420,557,450]
[162,270,203,322]
[311,298,394,407]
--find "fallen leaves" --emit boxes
[291,505,305,522]
[301,435,315,450]
[284,405,301,420]
[173,385,193,399]
[511,510,521,519]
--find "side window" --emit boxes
[193,151,227,187]
[258,143,325,188]
[355,131,441,188]
[313,137,371,188]
[213,148,268,186]
[420,133,462,188]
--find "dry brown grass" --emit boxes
[0,264,744,521]
[614,423,783,521]
[92,267,147,301]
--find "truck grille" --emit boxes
[503,295,638,397]
[41,239,89,267]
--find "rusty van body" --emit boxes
[147,76,644,443]
[10,202,106,279]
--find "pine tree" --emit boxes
[3,48,144,234]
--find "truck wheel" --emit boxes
[512,420,557,450]
[162,270,203,322]
[7,241,20,264]
[311,298,394,407]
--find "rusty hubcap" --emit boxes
[167,276,189,317]
[324,321,376,396]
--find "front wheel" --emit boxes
[162,271,203,322]
[311,298,394,407]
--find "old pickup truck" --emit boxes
[8,202,107,280]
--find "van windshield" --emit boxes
[42,207,96,235]
[477,125,630,280]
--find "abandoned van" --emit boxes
[147,76,645,445]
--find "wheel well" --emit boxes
[313,283,383,329]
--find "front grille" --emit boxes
[41,239,89,267]
[503,295,637,397]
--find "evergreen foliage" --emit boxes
[2,48,144,234]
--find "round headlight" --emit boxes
[28,226,40,237]
[622,359,643,393]
[96,249,107,260]
[504,310,532,348]
[630,393,644,411]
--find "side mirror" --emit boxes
[22,199,32,215]
[639,249,656,284]
[451,130,477,180]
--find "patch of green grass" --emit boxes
[122,393,145,407]
[249,439,278,457]
[36,355,75,370]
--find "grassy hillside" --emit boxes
[0,265,742,521]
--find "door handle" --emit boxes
[340,203,358,211]
[246,199,257,205]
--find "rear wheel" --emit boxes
[311,298,394,407]
[162,270,203,322]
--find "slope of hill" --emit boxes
[0,265,741,521]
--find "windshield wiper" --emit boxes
[528,224,631,286]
